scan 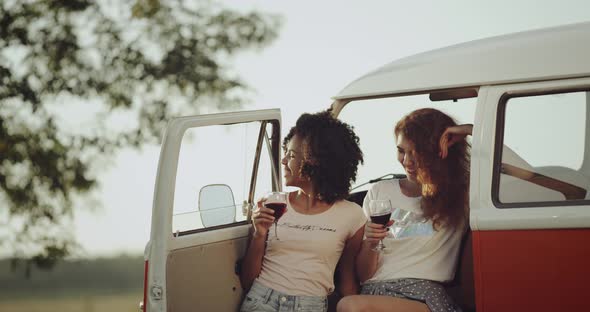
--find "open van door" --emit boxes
[142,109,282,312]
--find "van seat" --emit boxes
[445,230,475,312]
[348,190,367,207]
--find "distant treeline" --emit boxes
[0,255,144,299]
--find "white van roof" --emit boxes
[334,22,590,100]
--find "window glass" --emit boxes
[338,93,476,192]
[172,121,274,234]
[497,91,589,205]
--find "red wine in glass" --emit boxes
[265,202,287,220]
[368,199,392,251]
[370,212,392,227]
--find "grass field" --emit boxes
[0,291,142,312]
[0,256,144,312]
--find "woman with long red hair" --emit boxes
[338,108,469,312]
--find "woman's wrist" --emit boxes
[463,124,474,135]
[361,239,379,251]
[252,231,267,241]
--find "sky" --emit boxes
[72,0,590,257]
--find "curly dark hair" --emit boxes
[395,108,470,230]
[283,110,363,204]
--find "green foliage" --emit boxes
[0,255,144,298]
[0,0,280,269]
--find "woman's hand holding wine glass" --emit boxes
[252,199,275,239]
[390,208,414,238]
[367,199,393,251]
[365,218,393,250]
[252,192,288,240]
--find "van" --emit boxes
[141,22,590,311]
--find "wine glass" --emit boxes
[264,192,288,240]
[368,199,393,251]
[390,208,414,238]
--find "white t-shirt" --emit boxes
[363,179,466,283]
[256,197,367,296]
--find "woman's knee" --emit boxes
[336,295,367,312]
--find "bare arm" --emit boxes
[239,200,275,290]
[239,229,267,290]
[355,221,391,283]
[336,226,364,296]
[439,124,473,159]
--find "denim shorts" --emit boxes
[240,281,328,312]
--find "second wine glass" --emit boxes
[390,208,413,238]
[368,199,393,251]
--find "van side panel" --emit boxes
[472,229,590,312]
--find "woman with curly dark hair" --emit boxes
[337,108,469,312]
[240,110,366,312]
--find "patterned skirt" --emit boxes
[361,278,462,312]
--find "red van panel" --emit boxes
[472,229,590,311]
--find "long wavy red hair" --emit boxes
[395,108,469,230]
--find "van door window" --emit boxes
[171,121,275,235]
[494,90,590,207]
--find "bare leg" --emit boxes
[337,295,430,312]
